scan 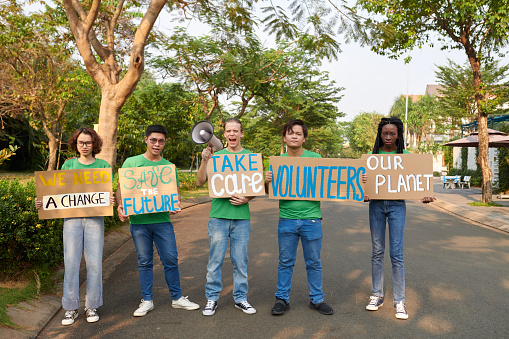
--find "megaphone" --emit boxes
[190,120,224,151]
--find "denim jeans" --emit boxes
[369,200,406,304]
[62,217,104,310]
[275,218,324,304]
[205,218,251,303]
[130,222,182,301]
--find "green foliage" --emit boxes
[117,78,201,168]
[468,201,503,207]
[461,147,469,172]
[443,146,454,171]
[178,172,201,191]
[0,180,62,276]
[0,280,38,328]
[346,111,386,156]
[0,145,19,166]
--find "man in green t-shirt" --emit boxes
[116,125,199,317]
[265,119,333,316]
[196,118,256,316]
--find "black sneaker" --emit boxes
[271,298,290,315]
[309,301,333,315]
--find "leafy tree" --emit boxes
[117,77,202,168]
[0,2,90,170]
[358,0,509,202]
[435,59,509,121]
[346,111,386,157]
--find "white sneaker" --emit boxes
[172,296,200,310]
[133,299,154,317]
[395,302,409,320]
[85,308,99,323]
[202,300,218,316]
[235,300,256,314]
[61,310,78,326]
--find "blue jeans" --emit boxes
[130,222,182,301]
[205,218,251,303]
[369,200,406,304]
[275,218,324,304]
[62,217,104,310]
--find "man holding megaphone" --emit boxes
[196,118,257,316]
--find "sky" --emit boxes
[153,7,473,123]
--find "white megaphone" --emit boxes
[190,120,224,151]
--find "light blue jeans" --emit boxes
[369,200,406,304]
[275,218,324,304]
[130,222,183,301]
[205,218,251,303]
[62,217,104,310]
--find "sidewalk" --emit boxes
[431,177,509,233]
[4,182,509,338]
[2,196,212,339]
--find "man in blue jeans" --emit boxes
[196,118,256,316]
[265,119,333,316]
[117,124,199,316]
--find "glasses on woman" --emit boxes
[148,138,166,145]
[77,141,93,147]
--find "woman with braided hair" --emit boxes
[363,117,435,320]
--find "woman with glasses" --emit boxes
[35,127,113,325]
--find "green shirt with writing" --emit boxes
[121,154,179,225]
[209,148,252,220]
[278,150,322,219]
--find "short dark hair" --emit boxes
[146,124,168,138]
[67,127,103,156]
[282,119,308,138]
[224,118,243,131]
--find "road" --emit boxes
[39,197,509,338]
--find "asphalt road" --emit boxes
[39,197,509,338]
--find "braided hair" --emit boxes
[372,117,405,154]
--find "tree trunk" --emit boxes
[469,56,492,203]
[46,134,59,171]
[96,86,121,168]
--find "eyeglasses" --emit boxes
[77,141,93,147]
[148,138,166,145]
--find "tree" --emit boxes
[117,76,201,167]
[0,2,90,170]
[346,111,385,157]
[435,59,509,122]
[358,0,509,202]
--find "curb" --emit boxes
[430,198,509,233]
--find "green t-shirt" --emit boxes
[121,154,179,225]
[209,148,252,220]
[367,150,412,154]
[61,158,111,170]
[278,150,322,219]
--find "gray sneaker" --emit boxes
[85,308,99,323]
[366,296,384,311]
[202,300,217,316]
[395,302,408,319]
[61,310,78,326]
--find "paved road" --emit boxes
[39,197,509,338]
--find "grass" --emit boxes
[468,201,503,207]
[180,187,210,200]
[0,277,38,328]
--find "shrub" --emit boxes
[178,171,200,191]
[0,179,63,276]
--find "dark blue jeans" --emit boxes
[130,222,183,301]
[275,218,324,304]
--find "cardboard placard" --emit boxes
[268,157,366,202]
[207,153,265,198]
[361,154,433,200]
[119,164,179,216]
[35,169,113,219]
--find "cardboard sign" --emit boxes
[268,157,366,201]
[361,154,433,200]
[207,153,265,198]
[119,165,179,216]
[35,169,113,219]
